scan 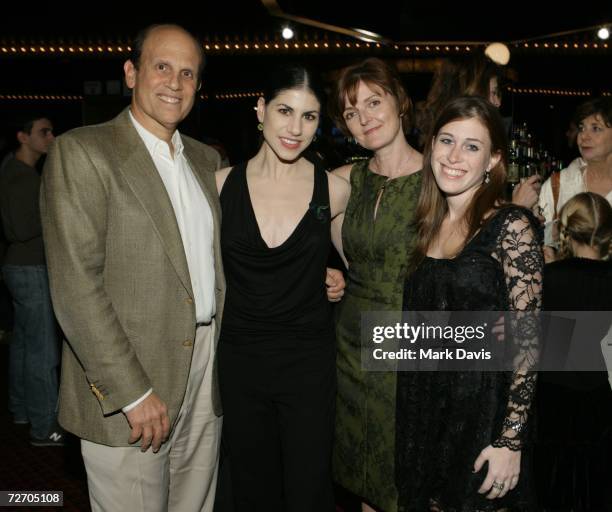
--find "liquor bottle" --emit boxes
[526,144,536,177]
[505,138,520,200]
[507,139,520,185]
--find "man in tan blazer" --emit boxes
[41,24,224,511]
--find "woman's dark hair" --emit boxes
[258,65,326,165]
[261,65,326,108]
[329,58,413,136]
[414,95,508,264]
[573,97,612,127]
[416,53,503,148]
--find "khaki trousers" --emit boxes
[81,322,221,512]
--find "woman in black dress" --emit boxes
[536,192,612,511]
[396,96,543,511]
[215,66,350,511]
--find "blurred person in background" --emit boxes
[538,97,612,260]
[0,114,62,446]
[416,52,541,211]
[536,191,612,511]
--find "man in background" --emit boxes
[0,115,63,446]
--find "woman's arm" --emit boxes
[215,166,232,195]
[331,163,353,182]
[328,171,351,268]
[475,210,543,499]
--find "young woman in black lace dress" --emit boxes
[396,96,543,511]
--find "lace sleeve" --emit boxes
[492,208,543,451]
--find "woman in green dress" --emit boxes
[329,58,423,512]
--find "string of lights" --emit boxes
[2,89,610,102]
[0,92,264,102]
[507,87,593,97]
[0,94,84,101]
[0,39,608,57]
[0,46,131,54]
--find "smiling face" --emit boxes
[124,26,201,141]
[431,116,500,201]
[257,87,320,162]
[576,113,612,164]
[342,80,403,151]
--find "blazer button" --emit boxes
[183,339,193,347]
[185,298,193,305]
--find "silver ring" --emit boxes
[492,481,505,491]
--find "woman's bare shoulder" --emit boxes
[330,163,354,182]
[215,166,233,194]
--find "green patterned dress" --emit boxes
[334,160,422,512]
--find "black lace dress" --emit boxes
[396,206,543,512]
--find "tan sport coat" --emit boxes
[41,108,225,446]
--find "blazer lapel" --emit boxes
[112,109,194,298]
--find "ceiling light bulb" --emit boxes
[597,27,610,40]
[282,27,294,40]
[484,42,510,65]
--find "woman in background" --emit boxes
[537,97,612,261]
[539,98,612,224]
[537,192,612,511]
[416,53,541,210]
[415,53,504,148]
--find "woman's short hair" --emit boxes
[573,97,612,127]
[329,58,412,136]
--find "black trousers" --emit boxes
[218,338,336,512]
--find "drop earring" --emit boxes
[257,122,264,131]
[484,169,491,184]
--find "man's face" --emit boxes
[124,26,201,141]
[20,118,54,155]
